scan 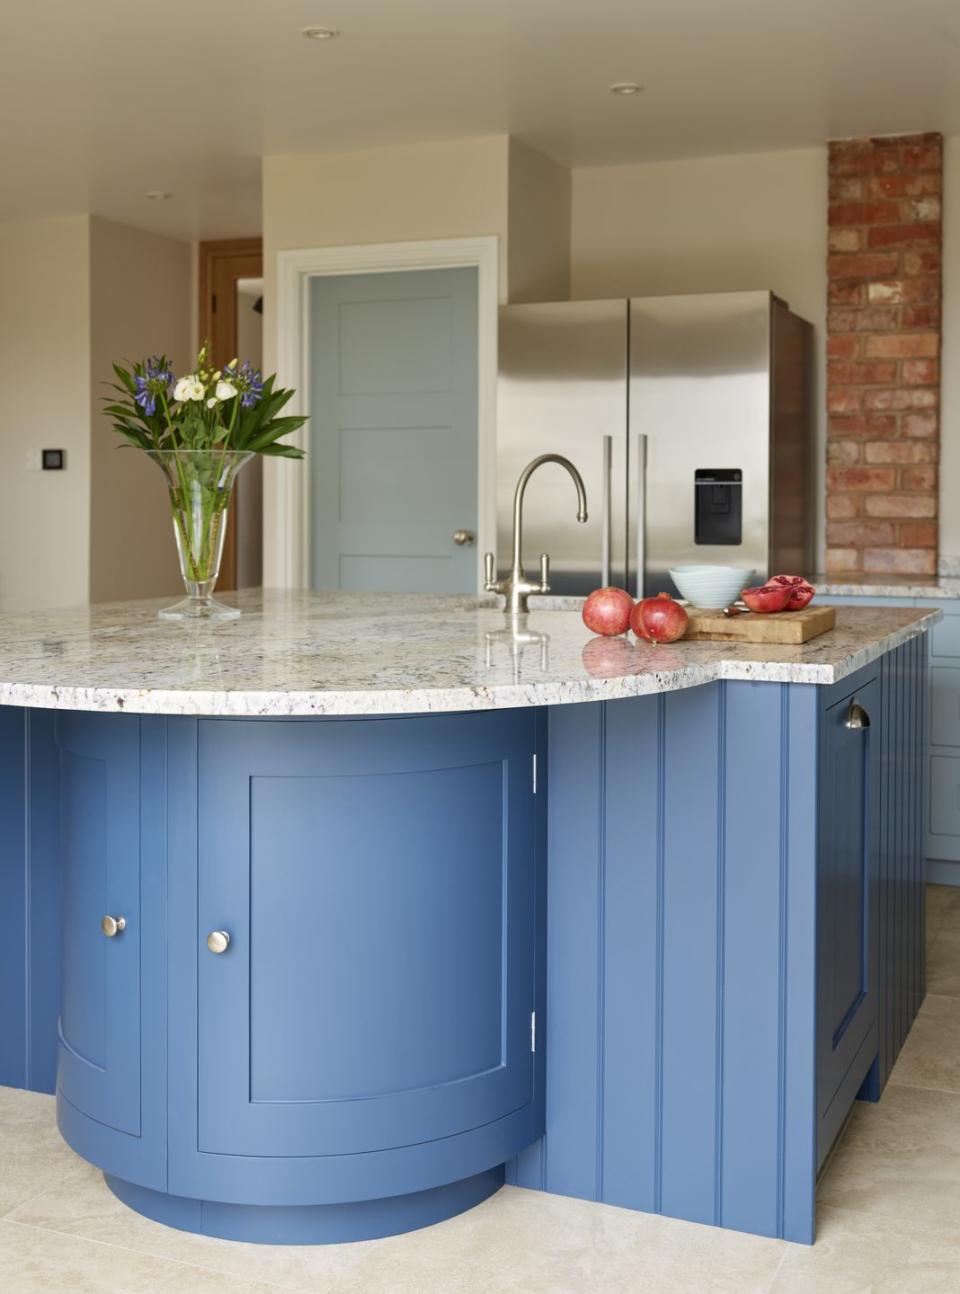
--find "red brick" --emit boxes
[825,547,861,572]
[901,276,941,303]
[864,441,937,465]
[863,387,938,412]
[903,411,938,438]
[864,493,935,518]
[900,523,938,547]
[829,200,900,225]
[902,249,941,274]
[900,142,942,171]
[827,467,897,492]
[830,177,864,200]
[863,547,936,575]
[828,252,899,279]
[828,414,897,439]
[827,388,863,415]
[868,173,941,198]
[867,222,941,249]
[827,494,861,520]
[863,333,938,359]
[904,196,941,222]
[827,360,898,384]
[828,228,861,252]
[902,304,940,329]
[902,359,939,385]
[827,519,896,546]
[867,280,904,304]
[827,308,858,332]
[855,306,899,331]
[829,281,865,306]
[900,467,937,492]
[827,334,861,359]
[827,441,862,466]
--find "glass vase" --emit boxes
[148,450,253,621]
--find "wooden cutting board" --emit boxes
[684,603,837,645]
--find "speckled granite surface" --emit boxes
[0,590,939,717]
[813,575,960,600]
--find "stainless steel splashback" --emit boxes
[628,291,772,597]
[497,302,627,594]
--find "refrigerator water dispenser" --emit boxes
[695,470,742,546]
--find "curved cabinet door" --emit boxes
[196,711,538,1160]
[56,713,141,1136]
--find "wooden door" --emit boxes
[195,711,537,1160]
[55,713,142,1136]
[198,238,263,591]
[309,267,479,593]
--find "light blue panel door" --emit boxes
[196,712,537,1160]
[55,713,141,1137]
[310,268,478,593]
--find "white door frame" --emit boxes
[265,235,500,590]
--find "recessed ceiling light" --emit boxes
[145,191,173,200]
[301,26,340,40]
[609,82,643,96]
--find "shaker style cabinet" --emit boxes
[816,673,881,1167]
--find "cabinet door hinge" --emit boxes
[532,752,538,794]
[530,1010,537,1053]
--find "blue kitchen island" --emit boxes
[0,592,936,1245]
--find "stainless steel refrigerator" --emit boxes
[496,291,814,598]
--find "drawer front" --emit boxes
[930,613,960,661]
[931,666,960,748]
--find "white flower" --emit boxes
[215,380,238,401]
[174,375,205,402]
[207,397,218,409]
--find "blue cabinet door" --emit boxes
[817,674,881,1167]
[56,713,142,1136]
[195,711,538,1161]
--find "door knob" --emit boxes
[453,529,475,546]
[101,915,126,938]
[206,930,231,954]
[844,701,871,730]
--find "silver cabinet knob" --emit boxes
[453,529,475,546]
[206,930,231,954]
[844,701,871,730]
[101,915,126,938]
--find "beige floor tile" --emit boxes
[0,1088,90,1219]
[0,1221,285,1294]
[9,1175,786,1294]
[817,1084,960,1241]
[928,930,960,999]
[770,1208,960,1294]
[926,884,960,944]
[888,993,960,1094]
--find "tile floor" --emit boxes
[2,886,960,1293]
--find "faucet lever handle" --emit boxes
[484,551,496,590]
[539,552,550,593]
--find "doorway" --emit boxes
[268,236,499,593]
[309,267,478,593]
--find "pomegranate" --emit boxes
[741,583,792,613]
[582,586,634,636]
[768,574,816,611]
[630,591,689,644]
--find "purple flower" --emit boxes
[134,356,173,417]
[224,359,264,408]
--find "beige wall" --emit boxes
[89,217,193,603]
[0,216,92,610]
[571,147,829,566]
[942,136,960,562]
[508,138,571,303]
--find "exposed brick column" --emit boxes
[826,133,942,576]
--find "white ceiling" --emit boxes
[2,0,959,241]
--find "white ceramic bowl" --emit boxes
[669,565,754,611]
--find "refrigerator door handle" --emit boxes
[601,435,612,587]
[635,433,647,599]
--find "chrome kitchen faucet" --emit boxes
[485,454,588,616]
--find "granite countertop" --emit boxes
[813,574,960,600]
[0,590,939,717]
